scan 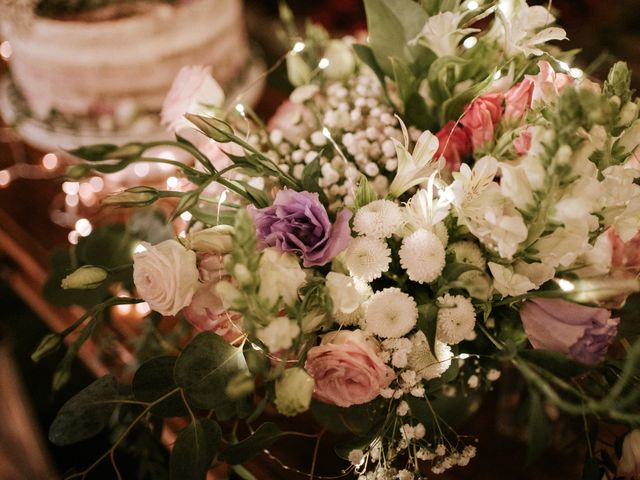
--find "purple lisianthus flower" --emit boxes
[248,189,352,267]
[520,298,619,366]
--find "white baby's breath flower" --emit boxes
[353,199,403,238]
[408,333,453,380]
[348,449,365,467]
[256,316,300,352]
[436,294,476,345]
[396,400,409,417]
[345,237,392,282]
[487,369,501,381]
[448,241,486,269]
[364,288,418,338]
[399,229,446,284]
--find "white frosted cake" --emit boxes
[0,0,264,149]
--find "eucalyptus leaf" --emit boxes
[170,419,222,480]
[49,375,119,446]
[219,422,283,465]
[132,356,187,417]
[174,332,246,410]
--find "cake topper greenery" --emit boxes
[33,0,640,479]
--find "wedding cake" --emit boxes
[0,0,263,149]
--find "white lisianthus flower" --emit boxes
[133,240,200,316]
[256,316,300,352]
[436,294,476,345]
[533,224,591,268]
[488,262,536,297]
[389,128,439,198]
[448,241,486,269]
[399,229,446,284]
[325,272,371,325]
[414,11,479,57]
[408,331,453,380]
[364,288,418,338]
[353,199,403,238]
[187,225,234,254]
[160,65,225,133]
[345,237,392,282]
[274,367,314,417]
[258,248,306,308]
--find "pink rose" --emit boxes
[520,298,619,366]
[435,121,472,172]
[503,79,534,124]
[460,93,503,151]
[513,127,533,156]
[182,254,244,343]
[526,61,573,107]
[160,65,225,133]
[304,329,394,408]
[268,100,315,145]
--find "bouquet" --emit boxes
[35,1,640,479]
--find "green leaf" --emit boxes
[427,55,467,106]
[353,175,378,209]
[301,155,329,205]
[169,190,201,222]
[174,332,246,410]
[68,144,119,161]
[520,349,591,380]
[49,375,119,446]
[617,293,640,339]
[417,303,439,357]
[391,57,417,105]
[404,92,436,131]
[170,418,222,480]
[76,224,135,270]
[440,69,495,124]
[132,356,187,417]
[219,422,283,465]
[310,398,387,435]
[526,390,551,465]
[353,43,388,89]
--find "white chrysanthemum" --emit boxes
[436,294,476,345]
[364,287,418,338]
[399,229,446,284]
[432,222,449,248]
[353,199,403,238]
[448,241,486,269]
[408,333,453,380]
[345,237,391,282]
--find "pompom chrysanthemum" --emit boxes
[436,294,476,345]
[399,229,446,284]
[345,237,392,282]
[432,222,450,248]
[364,287,418,338]
[408,332,453,380]
[448,241,486,269]
[353,199,404,238]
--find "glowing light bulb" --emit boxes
[89,176,104,192]
[235,103,246,116]
[75,218,92,237]
[558,61,570,72]
[65,194,79,207]
[42,153,58,170]
[318,57,330,70]
[62,181,80,195]
[570,67,584,79]
[180,211,192,222]
[0,169,11,188]
[0,41,12,60]
[133,243,147,254]
[458,353,470,360]
[498,0,513,15]
[493,70,503,80]
[463,36,478,49]
[133,163,150,177]
[292,41,305,53]
[68,230,79,245]
[135,303,151,316]
[166,176,179,189]
[557,279,575,292]
[467,1,479,10]
[322,127,332,139]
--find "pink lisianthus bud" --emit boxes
[435,121,472,172]
[526,61,573,107]
[459,93,503,151]
[304,329,394,408]
[618,429,640,479]
[520,298,619,366]
[513,127,533,156]
[503,79,534,124]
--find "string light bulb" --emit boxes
[292,41,305,54]
[463,36,478,49]
[318,57,330,70]
[467,0,479,9]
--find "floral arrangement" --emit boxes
[34,0,640,479]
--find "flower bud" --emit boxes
[31,334,62,362]
[61,266,108,290]
[617,101,639,127]
[618,429,640,479]
[233,264,253,289]
[286,53,312,87]
[215,280,245,310]
[323,40,356,80]
[102,186,158,207]
[187,225,234,254]
[274,367,314,417]
[65,164,91,180]
[52,369,71,391]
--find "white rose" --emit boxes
[274,367,314,417]
[258,248,306,308]
[326,272,370,315]
[187,225,234,254]
[256,316,301,352]
[133,240,199,316]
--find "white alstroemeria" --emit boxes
[444,156,500,209]
[325,272,371,316]
[513,261,555,287]
[413,11,479,57]
[496,0,567,57]
[258,248,306,308]
[389,125,440,198]
[488,262,537,297]
[404,173,451,232]
[533,224,591,268]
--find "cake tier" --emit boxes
[1,0,250,120]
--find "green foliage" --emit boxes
[310,398,388,435]
[301,155,329,205]
[617,293,640,339]
[49,375,119,446]
[174,332,247,410]
[132,356,187,417]
[170,419,222,480]
[353,175,378,209]
[417,303,439,357]
[219,422,283,465]
[526,390,551,464]
[520,349,592,380]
